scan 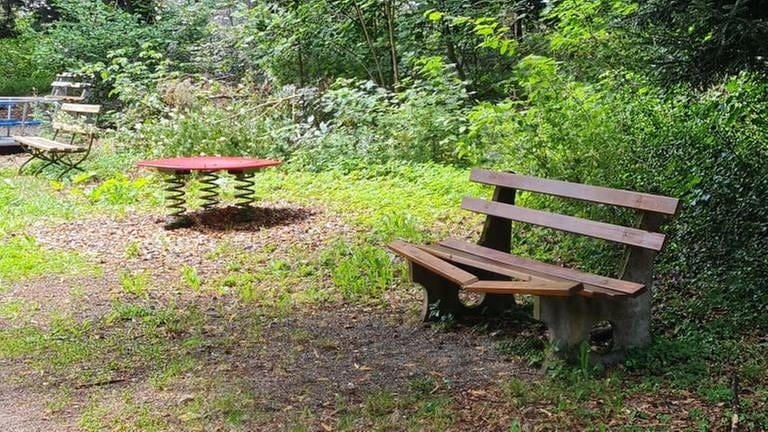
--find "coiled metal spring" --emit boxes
[199,171,219,210]
[164,174,186,217]
[234,172,256,208]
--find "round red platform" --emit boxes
[137,156,282,173]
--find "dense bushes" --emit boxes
[0,35,52,95]
[466,63,768,331]
[124,57,472,170]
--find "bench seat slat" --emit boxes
[60,103,101,114]
[13,136,83,152]
[418,244,534,282]
[417,244,617,297]
[471,169,679,215]
[462,197,666,251]
[464,280,582,296]
[389,240,479,286]
[438,238,645,296]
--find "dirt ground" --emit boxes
[0,157,735,430]
[0,198,548,430]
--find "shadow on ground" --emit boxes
[179,205,316,232]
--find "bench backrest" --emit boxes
[50,73,92,101]
[464,169,679,252]
[52,103,101,142]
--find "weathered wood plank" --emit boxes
[438,238,645,296]
[13,136,82,152]
[60,103,101,114]
[470,169,679,215]
[464,280,582,296]
[461,197,667,251]
[418,244,533,282]
[389,240,479,286]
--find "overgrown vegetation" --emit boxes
[1,0,767,429]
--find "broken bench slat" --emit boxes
[438,238,645,297]
[464,280,583,296]
[388,240,479,286]
[421,243,620,298]
[417,244,533,282]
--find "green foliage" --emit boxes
[324,241,398,300]
[88,175,154,206]
[33,0,210,72]
[180,265,202,291]
[0,36,53,95]
[32,0,154,72]
[634,0,768,85]
[118,270,151,298]
[292,60,471,170]
[131,91,297,159]
[465,61,768,329]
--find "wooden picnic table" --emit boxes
[137,156,282,229]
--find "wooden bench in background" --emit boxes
[389,169,679,361]
[50,73,92,102]
[14,103,101,178]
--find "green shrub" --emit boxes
[466,61,768,333]
[88,175,154,206]
[0,36,53,95]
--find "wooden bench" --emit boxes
[389,169,679,360]
[49,73,92,102]
[14,103,101,178]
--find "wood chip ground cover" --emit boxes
[0,169,745,431]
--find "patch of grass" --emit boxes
[322,240,400,301]
[0,298,39,322]
[177,387,258,428]
[0,172,86,234]
[0,235,96,290]
[0,326,45,357]
[118,270,152,298]
[149,356,196,390]
[124,241,141,259]
[106,300,155,323]
[336,376,455,430]
[294,284,332,304]
[180,265,202,291]
[87,174,156,207]
[0,301,211,390]
[45,388,73,415]
[252,163,483,240]
[217,270,294,314]
[80,394,169,432]
[214,246,327,309]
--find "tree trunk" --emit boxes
[384,0,399,87]
[352,1,386,86]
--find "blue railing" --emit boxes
[0,97,49,146]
